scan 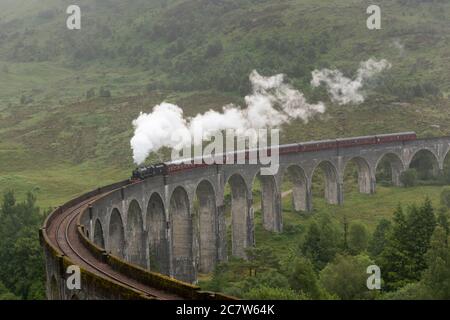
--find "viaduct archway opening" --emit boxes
[225,174,251,259]
[409,149,440,182]
[108,209,125,258]
[343,157,372,195]
[126,200,146,267]
[146,193,170,275]
[311,161,340,207]
[282,165,308,212]
[93,219,105,248]
[194,180,218,274]
[375,153,404,187]
[170,186,194,282]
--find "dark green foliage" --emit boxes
[99,87,111,98]
[400,169,418,187]
[205,40,224,59]
[369,219,391,258]
[243,286,307,300]
[86,88,96,99]
[440,187,450,209]
[437,208,449,242]
[287,258,322,299]
[301,214,340,270]
[380,199,436,290]
[0,191,45,300]
[319,254,375,300]
[348,222,369,255]
[421,226,450,299]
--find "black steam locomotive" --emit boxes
[131,163,167,180]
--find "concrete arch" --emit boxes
[408,149,440,179]
[146,192,170,275]
[194,180,218,273]
[225,174,253,259]
[375,153,405,186]
[311,160,340,205]
[49,276,59,300]
[170,186,194,282]
[93,219,105,248]
[126,200,146,267]
[108,208,125,258]
[252,171,282,232]
[344,157,374,194]
[282,165,309,212]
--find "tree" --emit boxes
[99,87,111,98]
[301,222,321,266]
[380,199,436,290]
[369,218,391,257]
[348,222,369,255]
[0,191,45,299]
[400,169,417,187]
[244,285,308,300]
[421,226,450,299]
[287,258,322,299]
[319,254,376,300]
[437,209,449,243]
[86,88,96,99]
[300,214,340,270]
[379,204,413,290]
[205,40,223,59]
[440,187,450,209]
[406,198,436,276]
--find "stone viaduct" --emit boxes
[72,135,450,285]
[42,134,450,299]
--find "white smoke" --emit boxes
[130,70,325,164]
[311,58,392,105]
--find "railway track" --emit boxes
[46,190,182,300]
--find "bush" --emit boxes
[319,254,376,300]
[348,222,369,255]
[441,187,450,209]
[86,88,96,99]
[205,40,223,59]
[243,285,308,300]
[99,87,111,98]
[400,169,418,187]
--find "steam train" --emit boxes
[131,132,417,180]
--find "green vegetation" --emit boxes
[200,188,450,300]
[0,191,45,300]
[1,0,450,300]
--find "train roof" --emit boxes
[161,132,418,165]
[375,131,416,138]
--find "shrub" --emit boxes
[348,222,369,255]
[440,187,450,209]
[400,169,417,187]
[243,285,308,300]
[99,87,111,98]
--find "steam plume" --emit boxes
[311,58,391,105]
[130,70,325,164]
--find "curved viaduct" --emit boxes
[41,134,450,299]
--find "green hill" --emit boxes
[1,0,450,206]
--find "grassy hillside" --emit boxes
[1,0,450,208]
